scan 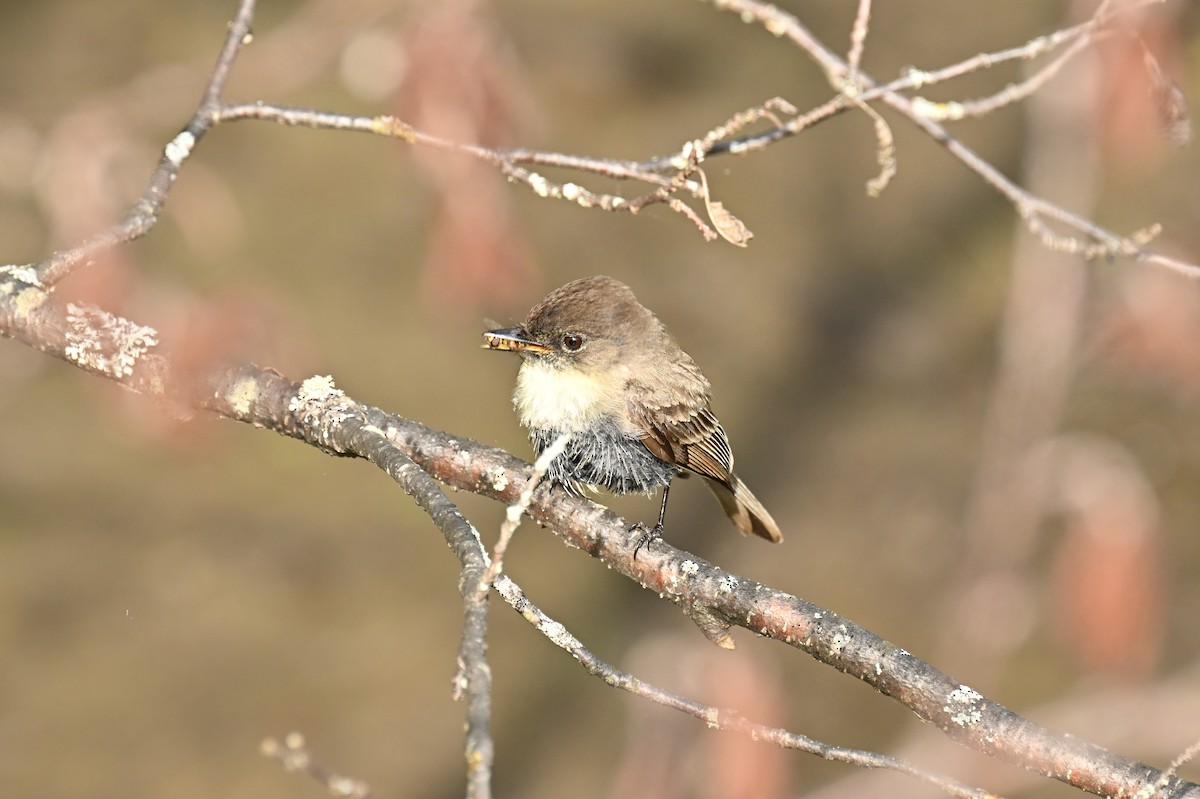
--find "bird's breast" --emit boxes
[515,360,622,433]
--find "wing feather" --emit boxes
[635,405,735,485]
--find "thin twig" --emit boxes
[261,732,373,799]
[479,431,571,594]
[702,0,1200,278]
[909,29,1095,121]
[32,0,258,288]
[1140,737,1200,799]
[17,0,1192,289]
[845,0,872,85]
[493,574,994,799]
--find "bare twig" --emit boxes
[14,0,1191,288]
[31,0,258,288]
[909,31,1095,121]
[1142,737,1200,799]
[702,0,1199,277]
[492,574,993,799]
[845,0,872,85]
[479,431,571,593]
[261,732,373,799]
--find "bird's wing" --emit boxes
[636,403,735,485]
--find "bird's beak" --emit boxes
[482,327,551,354]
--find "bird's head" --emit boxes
[483,275,659,374]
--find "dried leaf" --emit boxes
[1145,49,1192,146]
[697,169,753,247]
[706,199,753,247]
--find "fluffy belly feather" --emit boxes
[515,360,676,495]
[530,422,678,496]
[515,360,617,432]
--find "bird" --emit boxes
[483,275,782,545]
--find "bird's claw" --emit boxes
[630,522,664,560]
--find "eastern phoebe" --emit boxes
[483,275,782,544]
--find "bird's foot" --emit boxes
[630,522,664,560]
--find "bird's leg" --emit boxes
[632,484,671,559]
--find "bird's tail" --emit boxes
[705,477,783,542]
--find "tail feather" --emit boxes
[705,477,783,542]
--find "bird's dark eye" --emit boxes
[561,333,585,351]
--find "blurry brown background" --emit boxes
[1,1,1199,797]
